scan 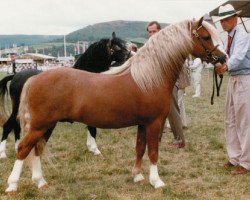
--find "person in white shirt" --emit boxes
[189,57,203,98]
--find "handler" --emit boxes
[215,4,250,174]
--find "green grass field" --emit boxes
[0,69,249,200]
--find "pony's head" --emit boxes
[191,17,226,64]
[109,32,131,66]
[73,33,130,72]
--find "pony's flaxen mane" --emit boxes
[104,20,193,92]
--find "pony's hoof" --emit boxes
[93,149,101,155]
[39,183,49,190]
[0,152,7,159]
[89,147,101,155]
[5,191,17,196]
[5,185,17,195]
[150,179,165,189]
[134,173,145,182]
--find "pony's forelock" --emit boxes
[202,21,225,51]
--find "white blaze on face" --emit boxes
[202,21,226,56]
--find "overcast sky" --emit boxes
[1,0,227,35]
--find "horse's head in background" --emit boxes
[73,32,130,72]
[109,32,131,66]
[191,17,226,65]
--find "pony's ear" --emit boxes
[112,32,116,39]
[198,17,204,26]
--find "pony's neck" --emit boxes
[129,20,193,93]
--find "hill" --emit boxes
[0,35,63,47]
[65,20,169,42]
[1,21,169,57]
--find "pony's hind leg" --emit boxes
[86,126,101,155]
[146,121,165,188]
[5,144,48,194]
[133,125,146,183]
[0,115,16,158]
[14,121,21,152]
[28,145,48,189]
[5,159,24,194]
[5,128,48,193]
[30,126,56,189]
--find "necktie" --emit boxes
[226,34,231,55]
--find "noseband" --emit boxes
[192,25,221,64]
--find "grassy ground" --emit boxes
[0,69,249,200]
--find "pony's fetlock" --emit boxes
[149,165,165,188]
[0,140,7,158]
[87,133,101,155]
[0,151,7,159]
[15,140,20,152]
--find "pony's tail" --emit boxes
[18,76,34,138]
[0,75,14,126]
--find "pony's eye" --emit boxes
[202,36,211,41]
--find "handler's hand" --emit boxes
[215,63,227,75]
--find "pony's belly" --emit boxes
[75,111,140,129]
[74,105,163,129]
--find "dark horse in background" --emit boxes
[0,32,130,158]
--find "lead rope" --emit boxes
[211,67,223,105]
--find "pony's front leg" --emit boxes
[133,125,146,183]
[146,121,165,188]
[5,159,24,194]
[86,126,101,155]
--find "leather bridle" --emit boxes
[192,25,221,65]
[192,23,226,105]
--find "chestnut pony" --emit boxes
[5,18,226,193]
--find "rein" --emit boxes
[211,69,223,105]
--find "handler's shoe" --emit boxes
[192,94,200,98]
[169,139,185,149]
[231,165,249,175]
[224,161,235,168]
